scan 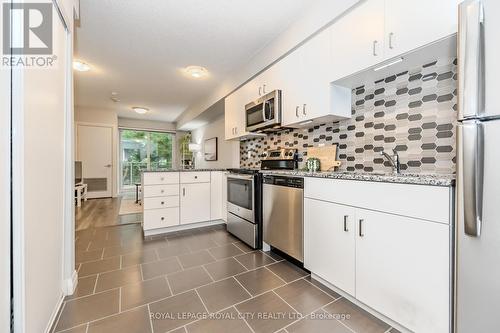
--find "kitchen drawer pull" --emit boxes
[161,217,165,221]
[194,176,198,179]
[343,215,348,232]
[160,177,164,181]
[389,32,394,49]
[182,188,186,196]
[161,201,165,205]
[372,40,378,56]
[295,106,299,117]
[302,104,306,115]
[359,219,364,237]
[160,190,165,194]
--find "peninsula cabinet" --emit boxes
[304,177,452,333]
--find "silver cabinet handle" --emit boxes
[295,106,299,117]
[182,188,186,196]
[104,164,112,168]
[343,215,349,232]
[160,189,164,194]
[458,121,484,237]
[372,40,378,56]
[161,217,165,221]
[263,84,266,94]
[388,32,394,49]
[458,0,484,120]
[302,104,306,116]
[258,86,262,96]
[161,201,164,205]
[359,219,364,237]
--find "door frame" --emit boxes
[10,0,77,331]
[76,121,118,198]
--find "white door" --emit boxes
[304,198,356,295]
[77,124,113,198]
[180,182,211,224]
[330,0,385,82]
[384,0,461,59]
[355,208,450,333]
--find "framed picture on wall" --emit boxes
[204,137,218,161]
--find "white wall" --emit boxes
[0,4,11,330]
[191,115,240,169]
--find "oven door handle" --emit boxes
[227,174,254,181]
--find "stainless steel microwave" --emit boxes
[245,90,282,132]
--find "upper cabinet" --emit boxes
[224,88,246,140]
[384,0,461,59]
[330,0,386,82]
[330,0,460,82]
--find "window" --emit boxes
[120,129,174,190]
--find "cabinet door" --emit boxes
[277,49,304,126]
[180,183,211,224]
[300,29,334,123]
[384,0,460,59]
[224,93,238,140]
[330,0,385,82]
[210,172,223,220]
[355,209,450,333]
[304,198,356,295]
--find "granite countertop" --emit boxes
[259,169,456,187]
[142,168,227,173]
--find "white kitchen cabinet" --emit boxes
[225,89,247,140]
[384,0,461,59]
[143,208,179,230]
[330,0,385,82]
[304,198,356,296]
[355,208,450,333]
[180,182,211,224]
[303,177,452,333]
[210,171,224,220]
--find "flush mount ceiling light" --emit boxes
[73,60,91,72]
[132,107,149,114]
[373,57,404,71]
[185,65,208,79]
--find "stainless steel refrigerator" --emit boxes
[456,0,500,332]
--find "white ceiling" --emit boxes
[74,0,313,123]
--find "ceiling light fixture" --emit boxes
[132,107,149,114]
[73,60,91,72]
[185,65,208,79]
[373,57,404,72]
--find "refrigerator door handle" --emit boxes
[458,121,484,237]
[458,0,484,120]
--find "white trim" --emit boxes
[44,293,64,333]
[143,219,226,237]
[63,270,78,295]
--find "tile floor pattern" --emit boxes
[56,224,401,333]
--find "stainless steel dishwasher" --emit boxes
[262,175,304,262]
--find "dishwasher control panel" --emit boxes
[263,175,303,188]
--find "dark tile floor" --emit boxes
[54,222,398,333]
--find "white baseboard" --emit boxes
[310,273,410,333]
[144,219,226,237]
[63,269,78,295]
[45,293,64,333]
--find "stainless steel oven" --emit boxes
[226,170,262,249]
[245,90,282,132]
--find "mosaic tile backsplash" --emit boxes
[240,57,458,174]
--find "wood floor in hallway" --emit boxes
[75,197,122,231]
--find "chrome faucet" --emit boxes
[381,149,401,175]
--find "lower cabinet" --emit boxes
[143,207,179,230]
[180,182,211,224]
[355,208,450,333]
[304,179,451,333]
[304,198,356,295]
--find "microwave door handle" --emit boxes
[458,0,484,120]
[458,121,484,237]
[262,101,269,122]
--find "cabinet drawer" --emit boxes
[143,196,179,210]
[304,177,451,224]
[143,172,179,185]
[143,207,179,230]
[180,171,210,184]
[143,184,179,198]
